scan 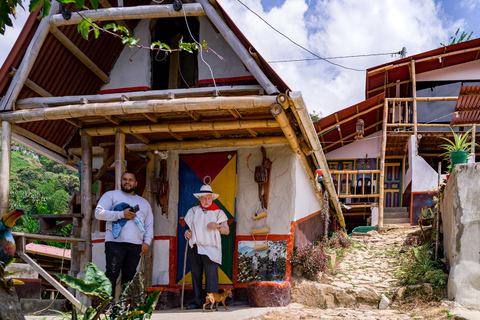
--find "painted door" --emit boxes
[383,158,403,207]
[177,152,236,285]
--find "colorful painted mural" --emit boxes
[236,240,287,283]
[177,152,237,285]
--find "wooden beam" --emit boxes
[115,132,126,189]
[1,1,59,111]
[49,26,110,84]
[10,68,53,97]
[83,119,279,136]
[49,3,206,26]
[142,113,158,123]
[0,121,11,217]
[317,102,384,136]
[228,109,242,119]
[97,0,133,36]
[12,124,67,156]
[1,96,278,123]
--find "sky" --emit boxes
[0,0,479,117]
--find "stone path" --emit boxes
[255,225,462,320]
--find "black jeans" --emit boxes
[105,241,142,298]
[187,244,219,306]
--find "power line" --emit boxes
[269,52,402,64]
[237,0,369,72]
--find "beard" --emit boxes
[121,185,136,193]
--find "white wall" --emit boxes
[324,131,382,160]
[417,59,480,82]
[197,16,253,82]
[294,157,321,221]
[100,19,152,92]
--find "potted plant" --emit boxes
[439,128,478,172]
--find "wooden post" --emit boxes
[0,121,12,218]
[412,60,418,155]
[144,150,155,287]
[115,132,126,189]
[378,100,389,228]
[79,131,93,273]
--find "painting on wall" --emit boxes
[237,240,287,283]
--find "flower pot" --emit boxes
[449,150,469,172]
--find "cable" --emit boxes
[237,0,369,72]
[269,52,401,64]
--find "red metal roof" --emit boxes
[366,38,480,100]
[451,85,480,125]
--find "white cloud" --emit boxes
[218,0,463,116]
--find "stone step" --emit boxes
[383,217,410,224]
[20,298,68,315]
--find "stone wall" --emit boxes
[440,162,480,309]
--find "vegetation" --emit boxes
[290,231,351,280]
[56,262,161,320]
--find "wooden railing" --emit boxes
[329,169,380,200]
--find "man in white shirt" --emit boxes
[95,171,154,298]
[184,185,229,309]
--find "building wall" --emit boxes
[100,19,152,92]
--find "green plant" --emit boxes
[439,128,478,156]
[56,262,161,320]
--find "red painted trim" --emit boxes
[99,86,151,94]
[292,210,321,227]
[198,75,255,85]
[410,191,437,225]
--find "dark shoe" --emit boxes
[186,303,202,310]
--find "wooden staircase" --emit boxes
[383,207,410,225]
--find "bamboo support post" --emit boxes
[0,121,12,217]
[49,3,206,26]
[0,1,59,111]
[378,99,388,228]
[83,119,279,136]
[0,96,279,123]
[196,0,279,95]
[50,26,110,84]
[144,150,155,287]
[79,131,93,273]
[115,132,126,189]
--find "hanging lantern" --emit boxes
[355,118,364,140]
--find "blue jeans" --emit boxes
[105,241,142,298]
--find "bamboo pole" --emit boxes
[0,121,12,218]
[378,99,389,228]
[49,3,206,26]
[15,85,264,109]
[0,96,279,123]
[12,124,67,156]
[412,61,418,155]
[50,26,110,84]
[10,68,53,97]
[83,119,279,136]
[196,0,279,95]
[115,132,126,189]
[79,131,93,274]
[0,1,59,111]
[144,150,155,287]
[317,103,383,136]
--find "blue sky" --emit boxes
[0,0,478,115]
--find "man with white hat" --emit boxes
[184,184,229,309]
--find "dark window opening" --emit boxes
[151,17,199,90]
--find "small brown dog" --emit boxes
[202,289,233,312]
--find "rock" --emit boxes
[378,294,390,310]
[247,282,291,307]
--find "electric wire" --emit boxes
[237,0,383,72]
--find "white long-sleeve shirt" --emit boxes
[95,190,154,245]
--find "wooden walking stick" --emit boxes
[181,239,188,310]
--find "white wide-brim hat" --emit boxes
[193,184,219,200]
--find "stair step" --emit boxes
[383,218,410,224]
